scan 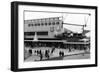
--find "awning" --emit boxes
[24,40,90,44]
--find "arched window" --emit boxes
[52,22,55,25]
[45,23,47,26]
[41,23,44,26]
[56,22,59,25]
[35,24,37,26]
[28,24,33,27]
[49,22,51,25]
[37,23,40,26]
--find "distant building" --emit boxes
[24,17,63,40]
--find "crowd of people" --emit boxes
[27,47,86,61]
[25,42,90,61]
[28,47,56,61]
[28,47,67,61]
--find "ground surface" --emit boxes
[24,47,90,62]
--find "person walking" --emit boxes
[59,51,62,57]
[40,53,43,61]
[62,51,64,57]
[45,50,49,59]
[29,49,32,56]
[51,47,55,54]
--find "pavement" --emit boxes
[24,47,90,62]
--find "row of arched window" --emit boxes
[28,22,60,27]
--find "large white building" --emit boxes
[24,17,63,40]
[24,16,90,52]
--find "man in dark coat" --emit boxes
[29,49,32,56]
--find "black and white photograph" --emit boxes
[24,11,91,62]
[11,1,97,71]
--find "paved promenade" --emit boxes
[24,47,90,62]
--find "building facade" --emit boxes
[24,16,90,50]
[24,17,63,40]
